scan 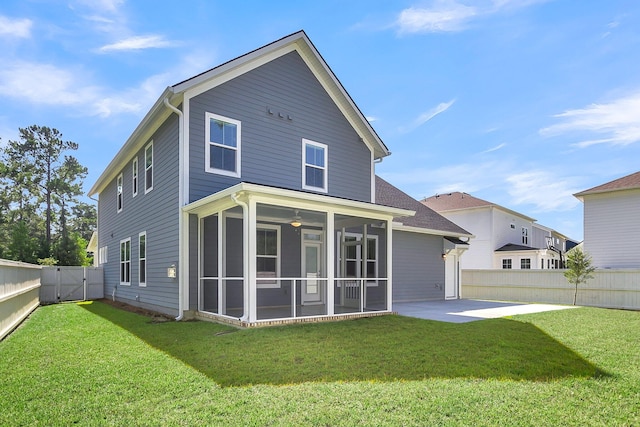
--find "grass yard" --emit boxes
[1,301,639,426]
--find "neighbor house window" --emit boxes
[338,232,378,285]
[132,157,138,197]
[502,259,512,269]
[98,246,108,264]
[117,173,123,213]
[256,225,280,288]
[145,142,153,193]
[120,238,131,285]
[139,232,146,287]
[521,258,531,269]
[302,139,327,192]
[205,112,241,177]
[522,227,529,245]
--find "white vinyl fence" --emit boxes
[0,259,41,340]
[462,269,640,310]
[40,266,104,303]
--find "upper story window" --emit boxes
[302,139,327,192]
[205,112,241,177]
[521,227,529,245]
[116,173,123,213]
[521,258,531,269]
[145,142,153,193]
[502,259,512,269]
[132,157,138,197]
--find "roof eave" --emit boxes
[88,86,178,197]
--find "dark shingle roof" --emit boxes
[375,176,472,236]
[495,243,539,252]
[574,170,640,198]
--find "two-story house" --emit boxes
[574,170,640,269]
[88,31,471,325]
[422,192,571,270]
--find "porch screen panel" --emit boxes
[201,215,219,313]
[223,216,244,318]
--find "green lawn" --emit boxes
[1,301,638,426]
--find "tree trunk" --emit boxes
[573,283,578,305]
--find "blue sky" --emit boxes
[1,0,639,241]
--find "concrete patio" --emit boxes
[394,299,577,323]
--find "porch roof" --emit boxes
[183,182,415,219]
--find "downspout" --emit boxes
[230,192,249,322]
[164,97,186,321]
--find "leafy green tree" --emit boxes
[69,202,97,243]
[2,125,83,252]
[564,247,596,305]
[0,125,91,264]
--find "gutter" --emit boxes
[164,97,186,321]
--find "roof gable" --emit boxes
[574,170,640,199]
[89,30,388,197]
[421,191,536,222]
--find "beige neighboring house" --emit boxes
[574,171,640,269]
[422,192,572,270]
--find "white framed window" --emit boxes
[98,246,108,264]
[132,157,138,197]
[522,227,529,245]
[145,141,153,193]
[205,112,241,177]
[116,173,123,213]
[302,139,327,192]
[138,232,146,287]
[520,258,531,269]
[502,259,512,269]
[337,232,378,285]
[120,238,131,285]
[256,224,280,288]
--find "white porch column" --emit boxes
[247,198,257,322]
[218,212,224,314]
[386,219,393,311]
[326,211,335,316]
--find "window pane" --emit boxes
[139,235,146,258]
[211,145,236,172]
[257,257,276,273]
[305,166,324,188]
[346,260,357,277]
[346,244,357,259]
[257,229,277,256]
[306,144,324,167]
[366,261,375,276]
[367,238,376,260]
[146,167,153,189]
[210,120,237,148]
[140,260,146,283]
[145,146,153,168]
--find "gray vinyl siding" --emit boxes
[189,50,372,203]
[97,115,180,316]
[392,231,445,302]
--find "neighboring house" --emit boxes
[422,192,572,270]
[574,170,640,269]
[88,31,472,325]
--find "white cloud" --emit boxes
[75,0,124,13]
[366,116,378,123]
[540,91,640,147]
[396,3,477,34]
[382,161,580,213]
[400,99,455,133]
[395,0,546,34]
[0,16,33,38]
[99,35,178,52]
[506,171,580,212]
[482,142,506,153]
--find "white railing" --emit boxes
[198,276,389,322]
[462,269,640,309]
[0,259,42,340]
